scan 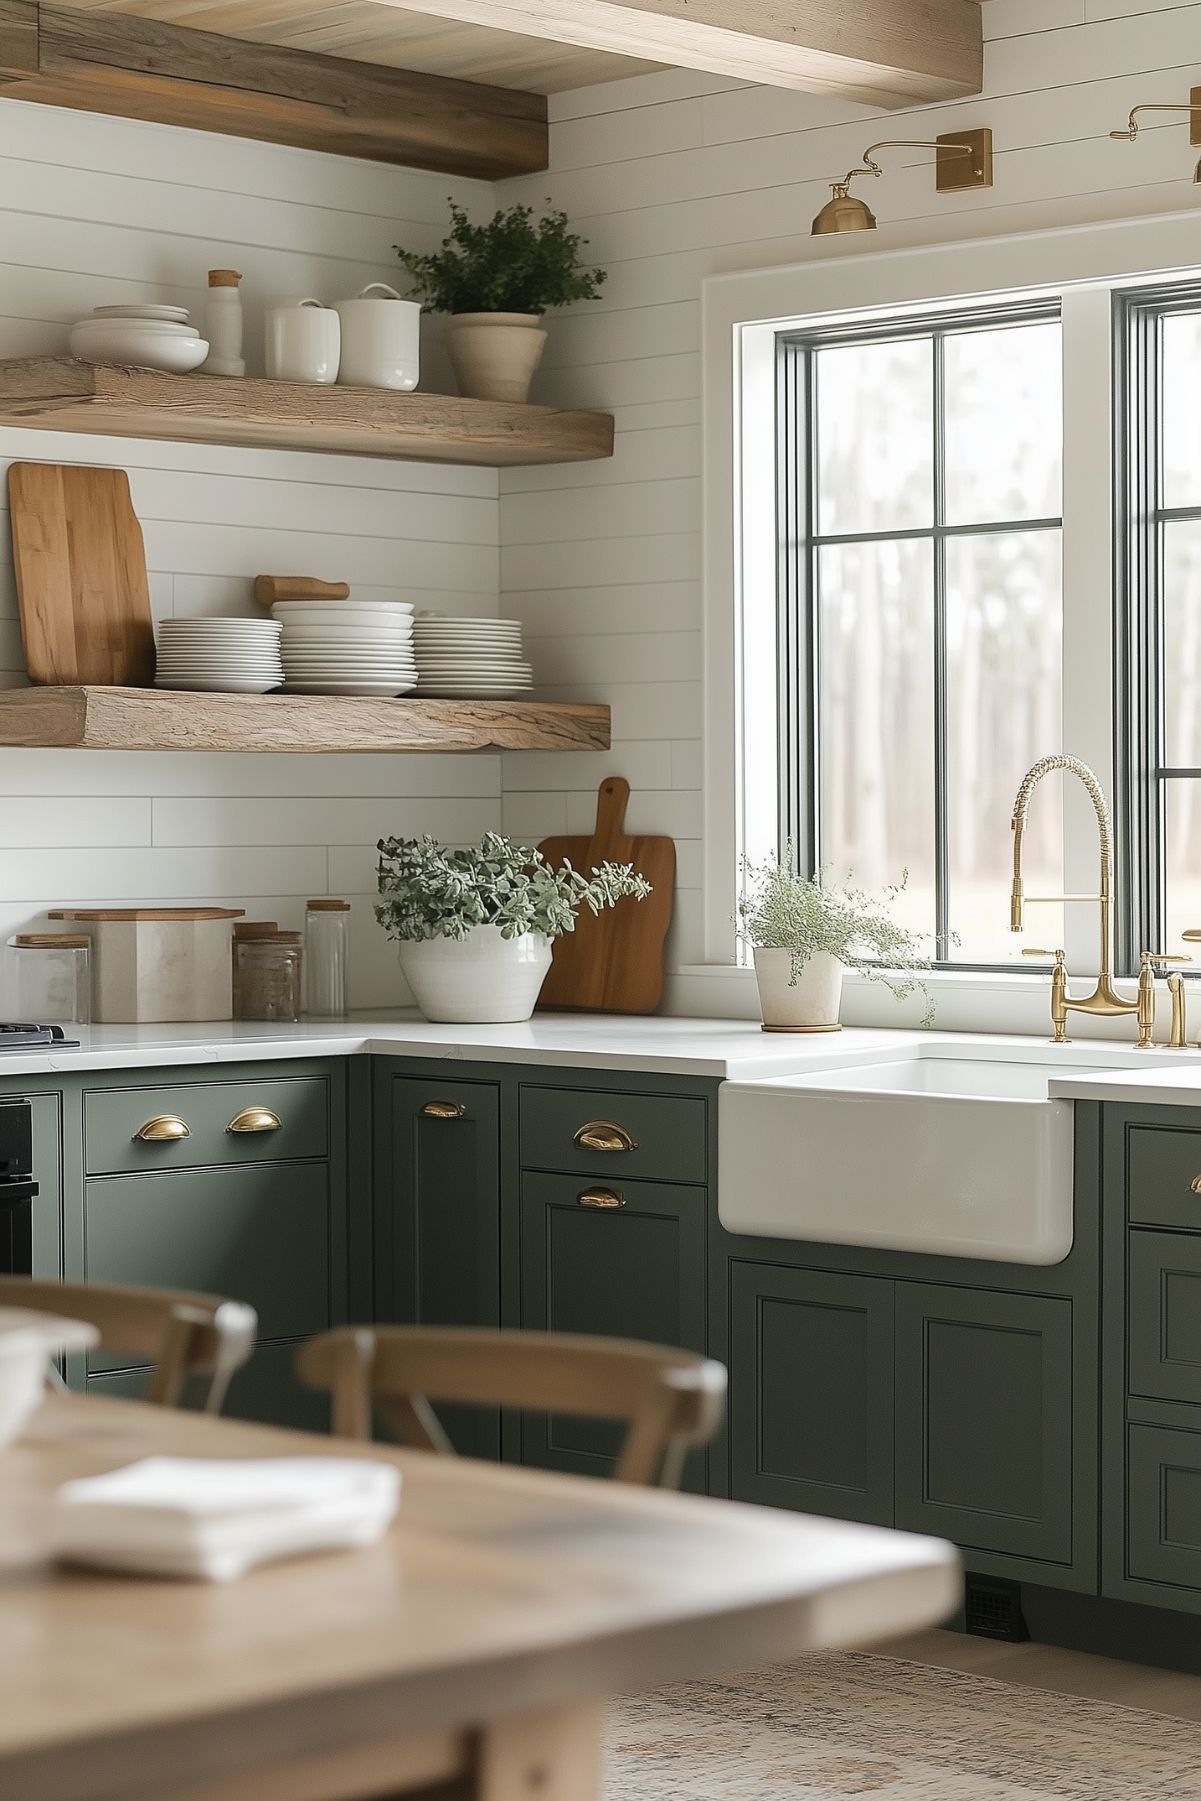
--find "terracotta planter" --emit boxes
[445,312,547,403]
[398,925,553,1023]
[752,948,844,1033]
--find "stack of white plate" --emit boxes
[155,618,284,693]
[68,304,209,374]
[412,615,534,698]
[274,600,417,696]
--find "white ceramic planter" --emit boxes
[752,947,844,1032]
[445,312,547,403]
[399,925,553,1023]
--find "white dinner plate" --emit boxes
[93,303,191,323]
[156,678,282,693]
[282,680,417,695]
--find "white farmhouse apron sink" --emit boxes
[718,1042,1188,1266]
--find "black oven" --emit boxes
[0,1098,37,1278]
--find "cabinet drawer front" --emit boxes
[519,1169,706,1480]
[85,1163,330,1351]
[894,1283,1074,1565]
[85,1075,329,1175]
[88,1341,330,1434]
[729,1262,894,1527]
[1129,1232,1201,1406]
[1127,1424,1201,1594]
[519,1085,706,1184]
[1125,1123,1201,1231]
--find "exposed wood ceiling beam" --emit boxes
[361,0,984,105]
[0,0,548,177]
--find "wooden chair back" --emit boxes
[298,1326,727,1488]
[0,1277,257,1412]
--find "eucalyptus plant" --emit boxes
[394,201,606,316]
[738,845,933,1024]
[376,832,650,944]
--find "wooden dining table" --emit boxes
[0,1395,961,1801]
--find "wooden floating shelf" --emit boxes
[0,688,611,754]
[0,360,615,467]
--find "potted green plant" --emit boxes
[394,200,606,404]
[376,832,650,1023]
[738,849,932,1032]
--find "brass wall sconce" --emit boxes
[811,128,993,236]
[1110,89,1201,181]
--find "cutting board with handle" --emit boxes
[253,575,351,605]
[8,463,154,686]
[537,777,675,1015]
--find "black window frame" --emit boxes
[1116,279,1201,972]
[776,297,1063,969]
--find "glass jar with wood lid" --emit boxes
[234,931,303,1023]
[305,900,350,1018]
[7,933,91,1024]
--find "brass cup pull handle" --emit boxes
[227,1106,282,1135]
[578,1187,625,1209]
[421,1101,466,1120]
[134,1115,191,1143]
[573,1121,637,1153]
[1190,1175,1201,1195]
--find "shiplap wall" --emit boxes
[497,0,1201,1003]
[0,99,500,1009]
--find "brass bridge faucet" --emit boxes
[1010,755,1140,1043]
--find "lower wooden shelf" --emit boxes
[0,688,611,754]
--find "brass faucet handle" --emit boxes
[1021,947,1064,958]
[1141,950,1193,964]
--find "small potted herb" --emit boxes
[738,848,932,1031]
[376,832,650,1023]
[394,200,606,404]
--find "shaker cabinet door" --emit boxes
[894,1283,1074,1566]
[729,1262,894,1527]
[375,1072,502,1459]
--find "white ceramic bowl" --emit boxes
[92,304,192,324]
[74,317,198,337]
[0,1308,97,1449]
[69,325,210,372]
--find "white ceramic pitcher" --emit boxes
[334,282,420,390]
[265,297,340,384]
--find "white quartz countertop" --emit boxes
[2,1013,1201,1100]
[0,1014,918,1081]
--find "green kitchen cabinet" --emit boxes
[893,1283,1075,1566]
[728,1260,894,1525]
[74,1061,348,1431]
[1102,1101,1201,1615]
[373,1068,502,1459]
[518,1168,707,1481]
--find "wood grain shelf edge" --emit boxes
[0,360,615,467]
[0,688,612,754]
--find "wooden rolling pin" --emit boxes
[254,576,350,605]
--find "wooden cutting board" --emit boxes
[8,463,154,686]
[537,777,675,1015]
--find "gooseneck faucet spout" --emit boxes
[1010,755,1138,1020]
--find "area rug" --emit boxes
[605,1653,1201,1799]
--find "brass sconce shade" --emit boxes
[811,128,993,237]
[1110,90,1201,175]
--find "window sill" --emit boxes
[666,961,1156,1041]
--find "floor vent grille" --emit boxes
[964,1574,1028,1642]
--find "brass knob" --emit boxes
[420,1100,465,1120]
[573,1120,636,1153]
[134,1115,191,1143]
[227,1106,282,1134]
[578,1187,625,1209]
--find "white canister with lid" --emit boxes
[334,283,420,390]
[201,268,245,377]
[48,908,245,1023]
[265,297,340,384]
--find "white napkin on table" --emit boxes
[48,1456,401,1582]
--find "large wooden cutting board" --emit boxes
[8,463,154,685]
[537,777,675,1015]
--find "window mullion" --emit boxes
[933,333,950,964]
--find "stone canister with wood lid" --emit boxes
[47,908,245,1022]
